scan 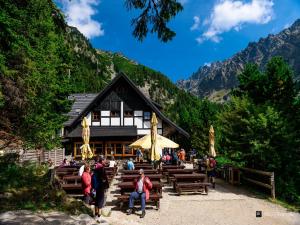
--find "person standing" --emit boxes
[178,149,186,165]
[136,148,143,162]
[127,169,153,218]
[206,155,217,188]
[92,162,109,220]
[172,150,178,165]
[81,164,92,205]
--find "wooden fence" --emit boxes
[240,167,275,199]
[20,148,65,166]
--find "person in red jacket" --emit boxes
[127,169,152,218]
[81,164,91,204]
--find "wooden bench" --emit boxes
[161,165,185,174]
[117,193,162,209]
[172,174,206,190]
[121,174,162,182]
[61,183,82,190]
[123,169,158,175]
[56,171,79,179]
[134,164,154,170]
[62,175,81,185]
[166,169,194,183]
[175,182,211,195]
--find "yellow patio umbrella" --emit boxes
[209,125,217,157]
[150,112,161,161]
[80,117,93,160]
[129,133,179,149]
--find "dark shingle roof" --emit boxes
[64,93,98,126]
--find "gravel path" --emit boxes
[104,164,300,225]
[1,164,299,225]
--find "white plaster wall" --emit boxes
[144,121,150,128]
[86,112,92,126]
[111,117,120,126]
[134,117,143,128]
[158,118,162,128]
[101,111,110,116]
[121,102,124,126]
[92,122,100,126]
[101,118,110,126]
[137,129,151,135]
[134,110,143,117]
[124,117,134,126]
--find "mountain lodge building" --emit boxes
[62,73,189,159]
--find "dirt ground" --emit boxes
[104,164,300,225]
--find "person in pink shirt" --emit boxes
[81,164,91,204]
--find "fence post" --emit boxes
[270,172,275,199]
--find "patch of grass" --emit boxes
[0,154,92,215]
[239,181,300,212]
[270,198,300,212]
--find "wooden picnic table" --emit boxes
[173,173,206,181]
[166,169,194,182]
[55,167,79,172]
[134,164,153,169]
[163,165,185,170]
[172,174,206,189]
[61,183,81,190]
[121,174,162,182]
[123,169,158,174]
[62,175,81,184]
[118,181,163,194]
[166,169,194,174]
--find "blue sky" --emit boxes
[57,0,300,82]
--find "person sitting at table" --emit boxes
[165,153,171,164]
[59,158,69,167]
[127,158,135,170]
[127,169,153,218]
[109,156,116,167]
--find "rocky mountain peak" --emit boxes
[177,19,300,99]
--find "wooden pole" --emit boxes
[270,172,275,199]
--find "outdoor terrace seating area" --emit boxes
[54,163,118,197]
[53,160,212,213]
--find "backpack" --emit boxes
[92,173,100,190]
[209,158,216,168]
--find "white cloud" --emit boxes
[178,0,189,5]
[198,0,274,43]
[190,16,200,31]
[284,23,291,29]
[61,0,104,39]
[204,62,211,67]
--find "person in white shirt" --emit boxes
[79,163,87,176]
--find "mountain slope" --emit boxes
[177,19,300,98]
[1,0,217,150]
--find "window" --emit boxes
[94,143,103,155]
[124,111,133,117]
[124,144,133,155]
[144,111,151,120]
[92,111,100,121]
[115,144,123,155]
[75,143,82,157]
[106,143,113,155]
[111,111,120,117]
